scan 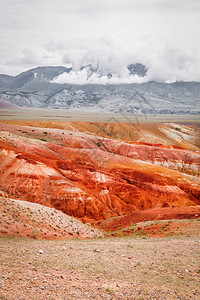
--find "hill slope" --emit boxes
[0,122,199,226]
[0,192,102,239]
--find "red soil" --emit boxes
[114,219,200,238]
[96,205,200,231]
[1,120,199,150]
[135,220,200,237]
[0,122,199,225]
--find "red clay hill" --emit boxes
[0,121,199,226]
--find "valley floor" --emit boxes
[0,236,199,299]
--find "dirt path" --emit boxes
[0,236,199,299]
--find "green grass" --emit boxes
[105,288,114,294]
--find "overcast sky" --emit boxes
[0,0,200,82]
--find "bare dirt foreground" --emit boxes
[0,236,199,300]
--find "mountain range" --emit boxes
[0,65,200,114]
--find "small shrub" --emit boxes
[32,229,39,239]
[105,288,113,294]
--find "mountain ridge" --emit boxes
[0,66,200,115]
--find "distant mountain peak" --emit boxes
[79,64,99,79]
[78,62,149,80]
[127,63,148,77]
[28,66,72,81]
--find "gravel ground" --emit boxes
[0,236,199,299]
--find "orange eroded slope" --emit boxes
[0,120,199,150]
[0,122,199,223]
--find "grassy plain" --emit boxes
[0,107,200,123]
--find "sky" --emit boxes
[0,0,200,83]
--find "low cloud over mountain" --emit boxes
[0,66,200,115]
[53,63,149,84]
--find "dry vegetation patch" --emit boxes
[105,218,200,239]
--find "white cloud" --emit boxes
[52,43,200,84]
[53,69,148,85]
